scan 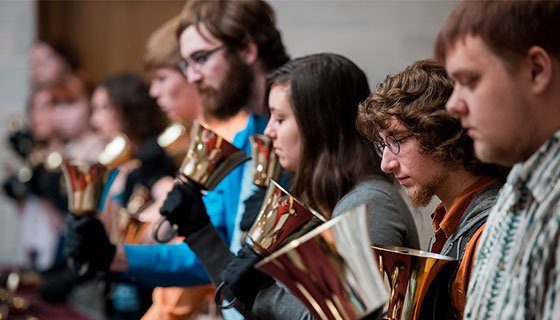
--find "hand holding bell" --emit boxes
[158,183,210,238]
[153,121,250,243]
[64,214,116,276]
[217,246,274,311]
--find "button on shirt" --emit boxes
[465,130,560,320]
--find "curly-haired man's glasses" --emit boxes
[373,134,415,157]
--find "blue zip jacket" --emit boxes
[122,115,267,287]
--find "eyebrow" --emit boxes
[385,129,410,137]
[448,68,479,80]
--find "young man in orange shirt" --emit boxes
[356,59,506,319]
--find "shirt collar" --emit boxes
[507,130,560,203]
[432,176,499,238]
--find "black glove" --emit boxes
[2,174,30,201]
[220,246,274,310]
[239,187,267,232]
[122,138,176,203]
[64,215,116,274]
[8,128,33,159]
[159,183,210,237]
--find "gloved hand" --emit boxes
[64,215,116,275]
[122,138,176,203]
[239,187,267,232]
[8,128,33,159]
[2,174,30,201]
[219,246,274,310]
[159,183,210,237]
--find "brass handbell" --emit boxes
[255,205,388,320]
[372,245,457,320]
[62,134,132,216]
[246,180,327,256]
[250,134,283,187]
[153,121,251,243]
[158,123,190,168]
[61,161,107,216]
[98,134,133,169]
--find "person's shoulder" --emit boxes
[334,176,405,216]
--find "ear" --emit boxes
[527,46,552,95]
[237,39,258,65]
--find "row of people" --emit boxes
[21,0,560,319]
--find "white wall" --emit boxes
[0,0,35,265]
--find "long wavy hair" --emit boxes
[267,53,383,217]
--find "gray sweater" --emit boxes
[251,176,419,319]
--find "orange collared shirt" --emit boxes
[430,176,499,319]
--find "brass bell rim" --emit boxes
[372,244,457,261]
[269,179,327,223]
[255,206,362,269]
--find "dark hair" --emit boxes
[435,1,560,70]
[100,73,168,144]
[268,53,381,217]
[38,40,80,71]
[356,59,505,177]
[178,0,289,72]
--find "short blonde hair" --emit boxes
[143,16,182,70]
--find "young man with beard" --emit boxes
[63,0,289,314]
[356,59,506,319]
[435,2,560,319]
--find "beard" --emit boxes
[409,172,449,207]
[198,53,254,120]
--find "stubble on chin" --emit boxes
[409,173,448,207]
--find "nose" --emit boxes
[264,119,275,140]
[379,149,399,174]
[445,88,468,117]
[186,68,202,84]
[149,82,159,98]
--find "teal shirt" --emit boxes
[122,115,267,287]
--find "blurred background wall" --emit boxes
[0,0,457,264]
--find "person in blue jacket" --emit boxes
[63,0,289,293]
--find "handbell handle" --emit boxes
[152,179,198,244]
[214,281,238,309]
[152,217,180,244]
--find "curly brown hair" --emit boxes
[356,59,504,177]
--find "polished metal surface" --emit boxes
[250,134,283,187]
[372,244,456,320]
[256,205,388,320]
[158,123,190,168]
[178,121,250,190]
[247,180,326,256]
[98,134,133,169]
[61,161,107,216]
[153,121,251,243]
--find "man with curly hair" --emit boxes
[356,59,506,319]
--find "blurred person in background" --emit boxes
[88,72,174,320]
[63,2,289,320]
[142,16,215,320]
[2,87,66,272]
[30,40,80,88]
[50,75,104,162]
